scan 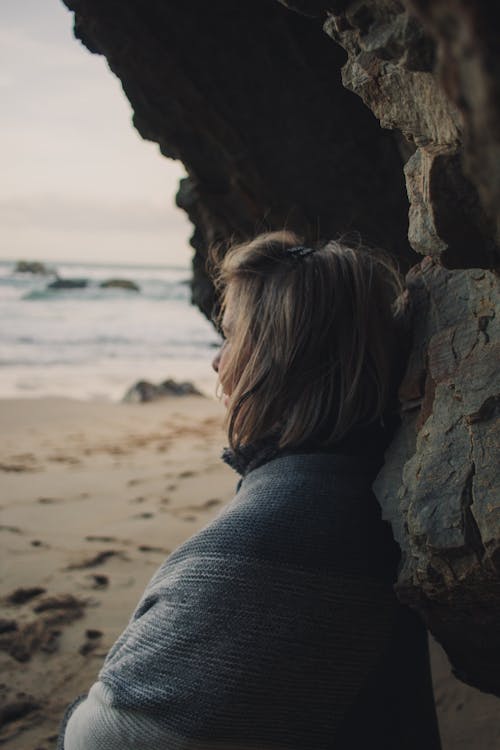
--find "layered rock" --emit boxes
[374,259,500,694]
[406,0,500,249]
[319,0,498,269]
[62,0,499,695]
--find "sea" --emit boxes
[0,259,221,401]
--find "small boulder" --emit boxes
[100,278,140,292]
[123,381,160,403]
[123,379,202,403]
[159,379,202,397]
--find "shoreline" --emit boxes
[0,396,499,748]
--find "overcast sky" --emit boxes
[0,0,191,267]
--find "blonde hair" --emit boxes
[209,230,405,452]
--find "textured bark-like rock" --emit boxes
[404,149,496,265]
[405,0,500,247]
[320,0,499,268]
[374,259,500,694]
[63,0,412,317]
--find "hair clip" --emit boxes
[284,245,316,258]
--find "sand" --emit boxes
[0,396,499,749]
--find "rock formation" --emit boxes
[100,278,140,292]
[123,378,202,402]
[14,260,52,275]
[47,277,88,290]
[62,0,499,695]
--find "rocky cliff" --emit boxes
[62,0,499,696]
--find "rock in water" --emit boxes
[14,260,51,275]
[47,278,88,290]
[100,278,140,292]
[123,379,202,403]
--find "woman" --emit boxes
[59,231,441,749]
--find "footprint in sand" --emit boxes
[47,454,81,466]
[0,524,22,534]
[67,550,126,570]
[0,697,40,728]
[11,452,37,462]
[166,484,178,492]
[106,446,128,456]
[171,498,221,515]
[197,498,222,510]
[84,574,109,590]
[79,628,103,656]
[0,594,87,663]
[127,478,143,487]
[4,587,46,605]
[0,619,18,634]
[129,496,146,504]
[85,535,117,543]
[31,539,50,548]
[37,496,61,504]
[133,512,155,520]
[166,508,198,522]
[138,545,170,554]
[164,498,222,522]
[0,461,37,473]
[177,470,196,479]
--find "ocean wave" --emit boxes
[0,259,217,400]
[20,280,189,302]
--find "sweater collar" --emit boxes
[221,436,281,477]
[221,420,390,478]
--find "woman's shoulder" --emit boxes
[241,450,382,493]
[157,450,397,583]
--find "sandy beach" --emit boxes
[1,396,499,749]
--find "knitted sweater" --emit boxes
[59,452,441,750]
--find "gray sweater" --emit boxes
[59,452,441,749]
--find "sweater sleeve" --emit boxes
[60,551,398,750]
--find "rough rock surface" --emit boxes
[406,0,500,248]
[374,258,500,694]
[62,0,499,696]
[319,0,498,269]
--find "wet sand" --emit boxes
[0,396,498,748]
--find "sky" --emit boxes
[0,0,191,267]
